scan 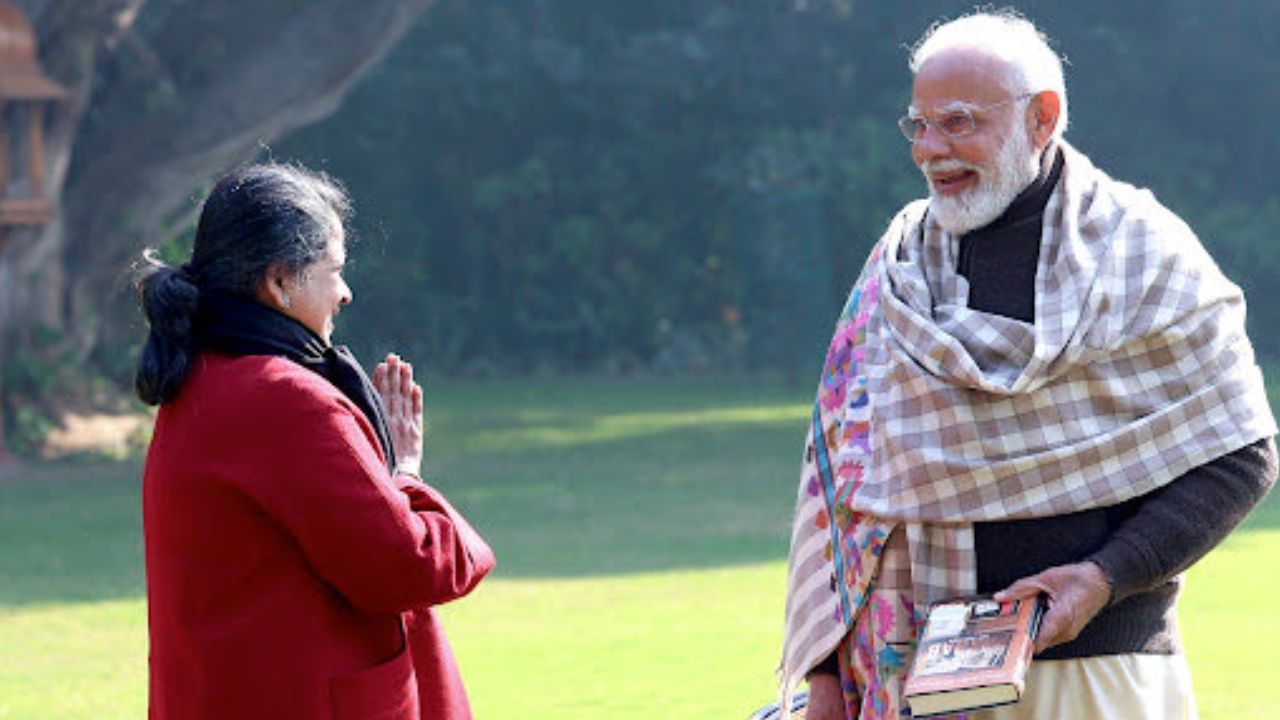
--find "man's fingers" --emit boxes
[1033,606,1072,653]
[995,563,1111,654]
[994,576,1050,603]
[805,674,844,720]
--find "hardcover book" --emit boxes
[903,594,1046,718]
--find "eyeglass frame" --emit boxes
[897,93,1036,143]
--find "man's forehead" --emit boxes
[910,48,1013,109]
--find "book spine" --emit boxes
[1011,595,1046,693]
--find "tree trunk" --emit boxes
[0,0,434,455]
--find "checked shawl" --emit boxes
[778,143,1276,718]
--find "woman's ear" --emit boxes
[255,263,293,311]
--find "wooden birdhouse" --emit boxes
[0,2,65,467]
[0,1,66,232]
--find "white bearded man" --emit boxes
[779,10,1277,720]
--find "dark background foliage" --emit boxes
[269,0,1280,380]
[3,1,1275,455]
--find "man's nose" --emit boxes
[911,125,952,165]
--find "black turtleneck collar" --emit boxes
[955,143,1064,323]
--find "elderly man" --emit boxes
[779,10,1277,720]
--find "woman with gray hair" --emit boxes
[135,163,494,720]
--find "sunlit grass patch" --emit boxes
[441,563,787,719]
[459,404,808,452]
[1182,524,1280,720]
[0,598,147,720]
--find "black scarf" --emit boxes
[194,289,396,470]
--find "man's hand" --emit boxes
[805,673,844,720]
[994,561,1111,653]
[372,353,424,476]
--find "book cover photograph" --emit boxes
[903,594,1045,718]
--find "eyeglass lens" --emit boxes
[898,110,977,142]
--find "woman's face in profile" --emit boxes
[283,232,352,344]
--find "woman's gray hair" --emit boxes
[908,8,1069,139]
[133,162,352,405]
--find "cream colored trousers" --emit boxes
[973,654,1198,720]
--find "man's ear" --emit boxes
[255,262,293,311]
[1028,90,1061,150]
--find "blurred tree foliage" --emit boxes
[0,0,432,459]
[280,0,1280,376]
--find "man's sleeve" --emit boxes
[806,650,841,678]
[1087,436,1276,604]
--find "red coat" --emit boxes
[143,353,495,720]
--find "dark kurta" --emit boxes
[144,353,495,720]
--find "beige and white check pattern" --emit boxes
[779,142,1276,715]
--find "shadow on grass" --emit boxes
[422,375,814,579]
[0,429,807,607]
[0,375,813,607]
[0,459,145,608]
[3,373,1277,606]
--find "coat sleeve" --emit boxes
[1086,436,1276,604]
[231,370,495,614]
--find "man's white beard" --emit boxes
[923,127,1040,235]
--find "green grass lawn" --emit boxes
[0,374,1277,719]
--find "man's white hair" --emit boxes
[908,9,1069,139]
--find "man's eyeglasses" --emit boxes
[897,93,1035,143]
